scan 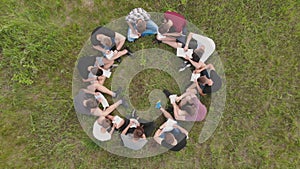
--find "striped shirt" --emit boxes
[126,8,150,23]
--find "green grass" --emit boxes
[0,0,299,168]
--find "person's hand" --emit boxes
[184,46,188,51]
[184,55,190,60]
[175,96,182,102]
[105,50,111,55]
[82,78,86,82]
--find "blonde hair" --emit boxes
[97,35,112,47]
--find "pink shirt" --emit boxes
[184,98,207,121]
[164,11,186,33]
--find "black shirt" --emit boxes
[161,131,187,151]
[199,70,222,94]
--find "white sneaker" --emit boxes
[179,64,191,72]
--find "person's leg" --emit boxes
[102,100,122,116]
[109,50,128,61]
[140,121,156,137]
[94,84,115,97]
[97,76,106,85]
[160,107,174,120]
[141,20,158,36]
[162,40,181,48]
[102,58,114,69]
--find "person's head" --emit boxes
[164,132,175,144]
[85,99,98,109]
[197,76,207,84]
[96,34,112,47]
[193,47,204,59]
[136,19,146,34]
[90,67,103,76]
[181,104,196,115]
[158,23,170,34]
[133,126,145,139]
[100,118,112,129]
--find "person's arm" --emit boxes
[173,124,189,138]
[82,89,96,95]
[194,80,206,96]
[126,21,140,36]
[92,45,107,53]
[172,103,186,121]
[109,125,115,135]
[82,77,97,83]
[184,32,194,51]
[206,64,215,71]
[176,91,192,102]
[114,32,126,51]
[153,128,163,144]
[121,120,134,135]
[185,56,206,69]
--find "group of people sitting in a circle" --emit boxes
[74,8,222,152]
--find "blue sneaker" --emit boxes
[155,101,161,109]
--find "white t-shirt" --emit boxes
[192,34,216,63]
[93,121,111,141]
[121,134,148,150]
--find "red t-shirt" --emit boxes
[164,11,186,33]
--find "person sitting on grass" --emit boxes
[161,89,207,122]
[188,63,222,96]
[179,32,216,72]
[153,102,189,151]
[155,11,187,49]
[120,121,148,150]
[91,26,133,63]
[126,8,158,42]
[82,66,107,85]
[93,115,116,141]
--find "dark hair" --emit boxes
[181,104,196,115]
[164,132,175,144]
[197,76,207,84]
[158,23,169,34]
[133,126,144,139]
[85,99,98,109]
[100,118,112,129]
[91,67,103,76]
[193,48,204,60]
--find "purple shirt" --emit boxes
[184,97,207,121]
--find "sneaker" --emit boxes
[115,58,122,63]
[179,64,191,72]
[124,47,134,57]
[113,87,122,98]
[109,64,119,70]
[121,97,129,108]
[152,38,162,44]
[163,89,172,97]
[155,101,162,109]
[131,109,137,118]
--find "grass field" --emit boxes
[0,0,299,168]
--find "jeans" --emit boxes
[127,20,158,42]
